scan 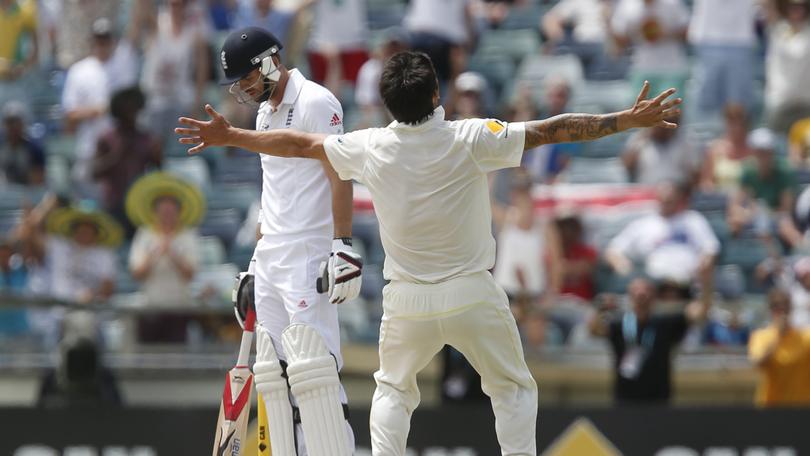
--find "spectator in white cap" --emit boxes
[451,71,488,120]
[61,18,119,199]
[0,101,45,186]
[728,128,801,248]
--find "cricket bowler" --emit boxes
[178,51,681,455]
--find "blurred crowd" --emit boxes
[3,0,810,406]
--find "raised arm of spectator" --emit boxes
[193,34,210,117]
[522,82,681,150]
[541,9,567,48]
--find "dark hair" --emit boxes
[110,86,145,121]
[379,52,438,124]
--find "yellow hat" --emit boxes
[125,171,206,228]
[46,206,124,248]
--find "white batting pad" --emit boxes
[282,323,351,456]
[254,324,296,456]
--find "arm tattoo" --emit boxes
[524,113,621,150]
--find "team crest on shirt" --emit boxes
[330,113,342,127]
[486,120,505,134]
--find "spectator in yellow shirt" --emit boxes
[748,288,810,407]
[0,0,38,81]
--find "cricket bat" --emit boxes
[213,318,256,455]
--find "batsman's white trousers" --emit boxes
[370,271,538,456]
[252,234,353,454]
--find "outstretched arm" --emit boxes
[175,105,328,159]
[523,82,682,150]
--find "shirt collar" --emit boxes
[389,106,445,130]
[259,69,306,114]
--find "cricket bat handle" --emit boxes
[236,329,254,367]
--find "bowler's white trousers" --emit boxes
[370,271,538,456]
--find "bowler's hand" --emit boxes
[175,104,232,154]
[625,81,682,129]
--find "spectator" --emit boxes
[307,0,368,93]
[787,116,810,167]
[139,0,210,142]
[748,288,810,406]
[622,113,700,185]
[521,308,565,351]
[610,0,690,98]
[37,310,123,407]
[728,128,801,248]
[404,0,476,91]
[702,308,750,346]
[0,101,44,186]
[450,71,488,119]
[53,0,121,69]
[42,205,120,304]
[542,0,616,77]
[92,87,162,234]
[699,104,753,193]
[556,211,598,301]
[0,238,26,294]
[0,238,29,337]
[786,257,810,327]
[492,170,562,304]
[126,172,204,307]
[0,0,38,83]
[522,78,582,183]
[605,182,719,296]
[589,277,712,403]
[688,0,758,114]
[9,193,60,297]
[355,27,410,128]
[764,0,810,134]
[61,18,116,199]
[233,0,310,52]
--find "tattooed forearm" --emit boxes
[523,113,624,150]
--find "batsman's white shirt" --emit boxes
[253,68,344,361]
[324,106,526,286]
[257,68,344,239]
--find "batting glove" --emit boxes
[317,238,363,304]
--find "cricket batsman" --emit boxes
[218,27,361,455]
[178,51,681,455]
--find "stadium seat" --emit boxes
[165,156,211,193]
[476,29,541,62]
[559,157,628,184]
[367,3,407,30]
[517,54,585,86]
[199,236,227,266]
[211,154,261,185]
[467,53,516,96]
[720,238,769,270]
[45,134,77,160]
[499,4,550,30]
[580,131,631,158]
[199,208,242,248]
[207,183,260,216]
[191,263,240,307]
[691,191,729,214]
[227,243,255,271]
[571,80,634,114]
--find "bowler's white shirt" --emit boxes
[324,107,526,284]
[256,69,344,240]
